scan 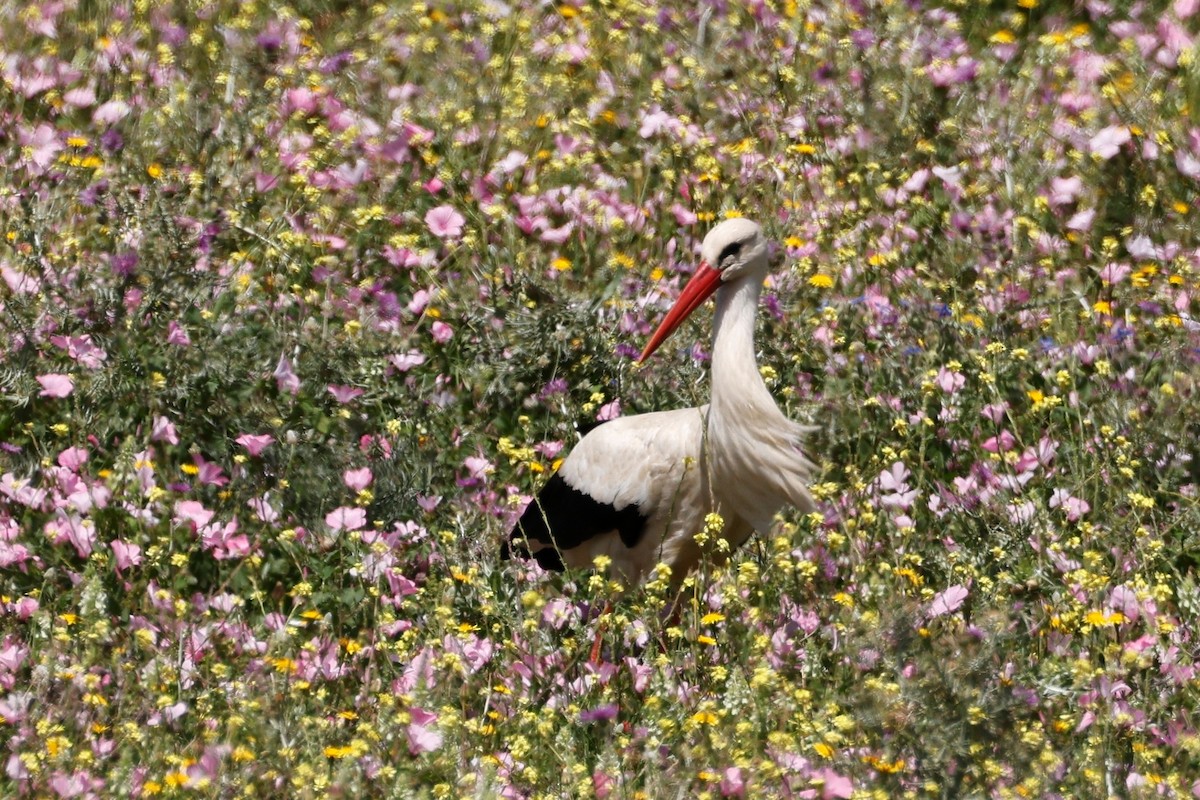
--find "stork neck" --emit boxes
[710,274,776,418]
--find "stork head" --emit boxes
[638,218,768,362]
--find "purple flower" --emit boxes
[425,205,466,238]
[579,703,619,724]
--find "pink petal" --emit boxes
[424,205,465,239]
[325,506,366,532]
[1089,125,1130,160]
[235,434,275,457]
[343,468,373,492]
[930,585,969,618]
[37,374,73,398]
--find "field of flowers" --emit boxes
[3,0,1200,796]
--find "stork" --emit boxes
[504,218,815,589]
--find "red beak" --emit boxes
[638,261,723,362]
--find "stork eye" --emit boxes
[716,241,742,267]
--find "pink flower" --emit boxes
[1049,489,1090,521]
[343,467,373,492]
[596,399,622,421]
[92,99,131,125]
[815,769,853,800]
[1047,175,1082,206]
[1108,585,1141,622]
[430,321,453,343]
[175,500,215,530]
[407,708,443,754]
[57,447,88,471]
[540,222,574,243]
[20,124,61,172]
[37,374,74,398]
[720,767,746,798]
[50,334,106,368]
[111,540,143,572]
[326,506,366,532]
[235,434,274,457]
[1089,125,1130,160]
[202,518,251,560]
[327,385,363,403]
[408,288,433,315]
[62,85,97,107]
[273,354,300,394]
[151,416,179,445]
[0,542,31,569]
[425,205,465,238]
[671,203,698,226]
[248,494,279,524]
[192,454,228,487]
[1066,208,1095,231]
[935,367,965,394]
[981,430,1016,452]
[1175,150,1200,181]
[166,321,191,346]
[389,351,426,372]
[13,597,38,620]
[463,456,493,481]
[929,585,969,618]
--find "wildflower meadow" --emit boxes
[3,0,1200,797]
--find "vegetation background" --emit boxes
[2,0,1200,797]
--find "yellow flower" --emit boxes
[551,257,571,271]
[146,163,163,179]
[808,273,834,289]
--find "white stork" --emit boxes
[504,218,815,587]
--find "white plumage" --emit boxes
[505,218,814,587]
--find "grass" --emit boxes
[2,0,1200,797]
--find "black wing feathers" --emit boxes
[504,473,648,571]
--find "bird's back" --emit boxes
[506,406,711,585]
